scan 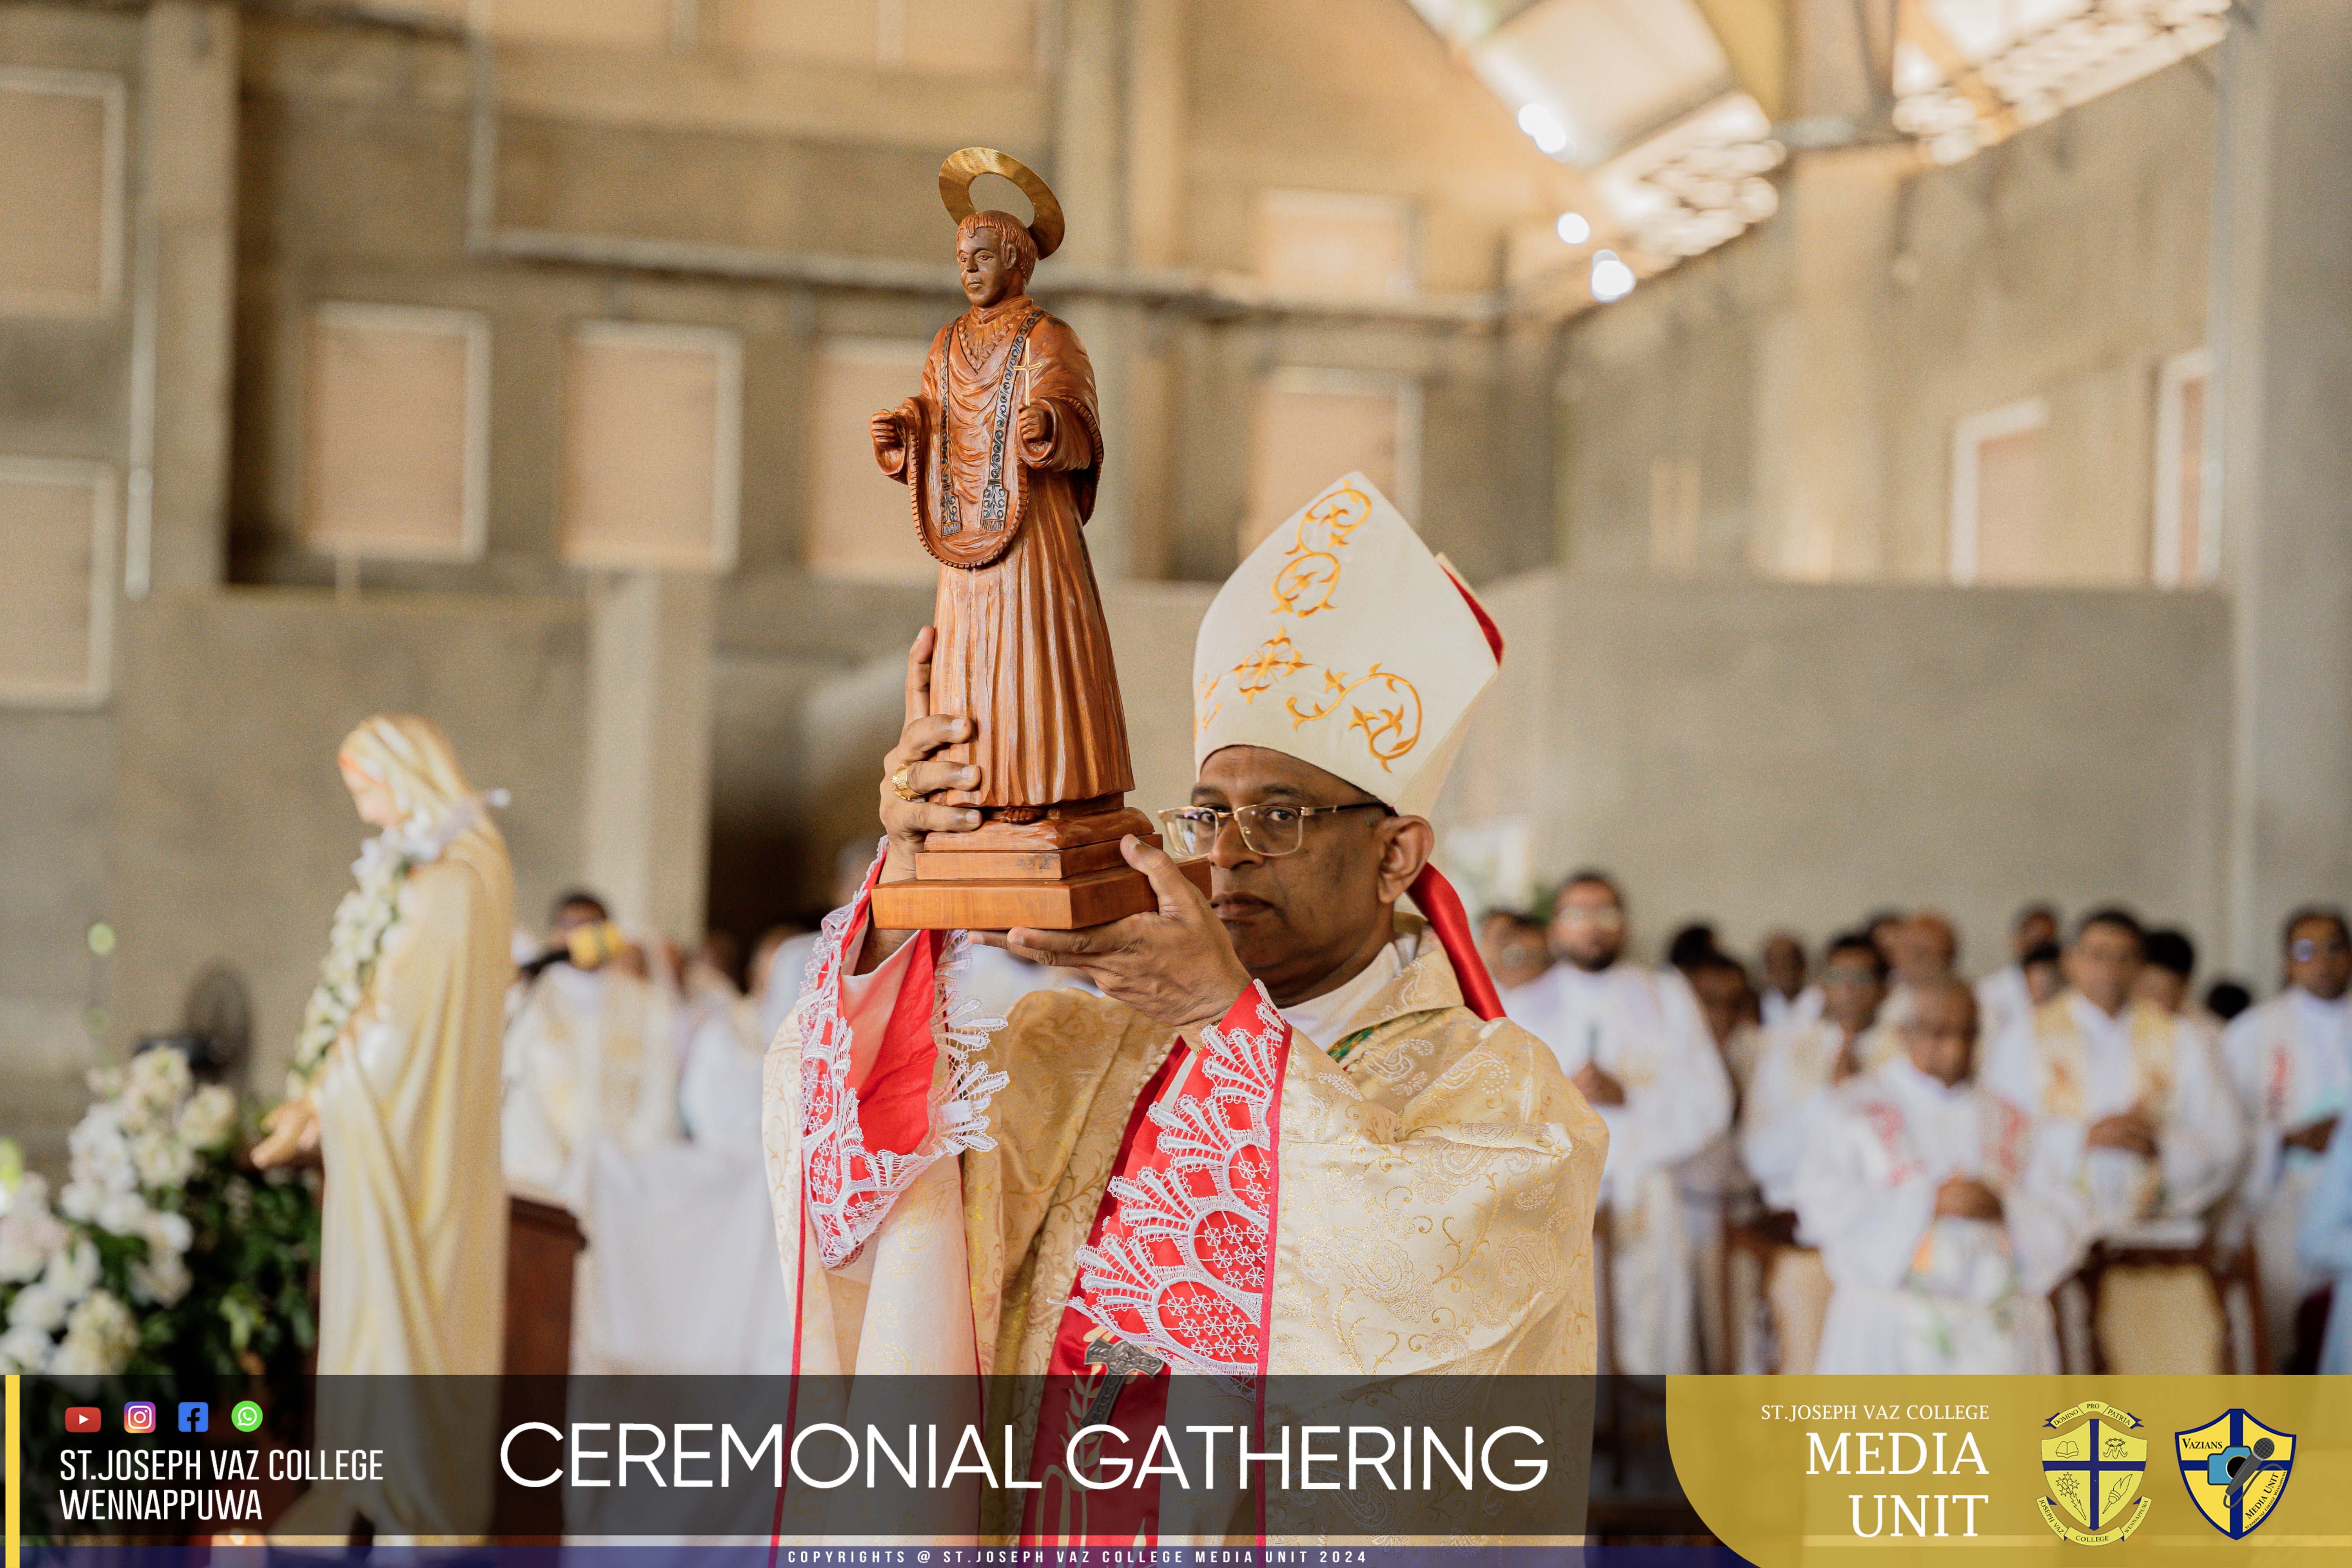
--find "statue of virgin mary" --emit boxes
[256,714,514,1540]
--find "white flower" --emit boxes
[0,1322,52,1374]
[66,1105,137,1198]
[127,1047,193,1117]
[0,1203,65,1286]
[52,1289,137,1375]
[0,1174,63,1284]
[129,1127,197,1191]
[176,1085,238,1152]
[94,1190,151,1238]
[46,1236,101,1300]
[142,1209,192,1256]
[8,1279,67,1334]
[290,829,421,1090]
[129,1248,191,1307]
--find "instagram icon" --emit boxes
[122,1401,157,1433]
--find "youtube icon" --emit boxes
[65,1407,102,1434]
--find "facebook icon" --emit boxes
[178,1403,208,1433]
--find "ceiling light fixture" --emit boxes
[1590,250,1635,302]
[1517,103,1570,157]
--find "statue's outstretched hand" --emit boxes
[987,836,1253,1034]
[869,407,906,469]
[1016,402,1054,449]
[251,1095,320,1170]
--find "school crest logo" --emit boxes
[2038,1401,2151,1545]
[2175,1410,2294,1539]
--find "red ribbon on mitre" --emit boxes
[1411,862,1505,1023]
[1407,564,1508,1022]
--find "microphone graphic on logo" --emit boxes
[2225,1438,2276,1503]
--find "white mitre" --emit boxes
[1193,472,1501,818]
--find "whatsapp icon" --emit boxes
[230,1400,264,1434]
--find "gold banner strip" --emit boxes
[5,1373,19,1568]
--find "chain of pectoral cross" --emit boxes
[1080,1332,1166,1428]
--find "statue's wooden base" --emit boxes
[871,799,1210,930]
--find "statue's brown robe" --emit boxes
[882,294,1132,809]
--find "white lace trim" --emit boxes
[796,842,1009,1270]
[1068,985,1289,1377]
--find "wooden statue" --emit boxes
[866,148,1201,929]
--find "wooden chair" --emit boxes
[1722,1209,1813,1373]
[2060,1225,2267,1374]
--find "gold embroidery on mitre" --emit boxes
[1234,633,1311,701]
[1212,480,1430,771]
[1269,483,1370,618]
[1194,671,1224,737]
[1281,662,1423,770]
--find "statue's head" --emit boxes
[956,211,1038,308]
[338,714,473,830]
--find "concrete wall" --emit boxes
[707,575,1215,937]
[0,708,115,1167]
[1558,58,2216,582]
[711,565,2235,984]
[228,7,1576,595]
[105,588,588,1095]
[1452,572,2234,971]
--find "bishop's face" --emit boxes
[958,228,1020,309]
[1190,746,1417,1005]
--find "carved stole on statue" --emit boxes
[902,307,1045,572]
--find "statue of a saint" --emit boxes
[869,149,1133,827]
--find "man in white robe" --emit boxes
[1976,902,2059,1048]
[501,893,681,1207]
[1758,931,1820,1029]
[2222,906,2352,1368]
[1504,870,1732,1374]
[1742,933,1896,1213]
[1797,977,2088,1373]
[501,893,694,1374]
[1737,932,1895,1372]
[1878,910,1958,1034]
[1984,908,2245,1236]
[1983,907,2246,1371]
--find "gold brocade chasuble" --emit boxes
[762,876,1606,1544]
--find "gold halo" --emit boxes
[937,147,1065,262]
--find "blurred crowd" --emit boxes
[1475,880,2352,1377]
[485,842,2352,1379]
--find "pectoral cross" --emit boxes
[1080,1334,1165,1428]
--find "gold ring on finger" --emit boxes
[891,763,921,802]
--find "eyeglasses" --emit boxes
[1159,800,1388,860]
[2292,937,2349,962]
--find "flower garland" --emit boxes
[286,833,419,1098]
[285,795,494,1098]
